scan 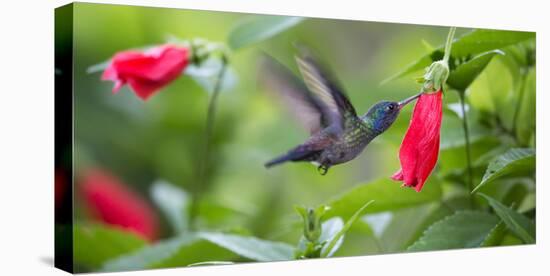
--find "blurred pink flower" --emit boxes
[102,44,191,100]
[80,169,159,241]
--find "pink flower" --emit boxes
[102,44,190,100]
[79,169,159,241]
[391,90,443,192]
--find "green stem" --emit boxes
[190,57,228,227]
[443,27,456,64]
[458,91,474,199]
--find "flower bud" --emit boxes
[422,60,449,93]
[295,205,330,242]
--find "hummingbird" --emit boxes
[260,49,421,175]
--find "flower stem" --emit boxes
[443,27,456,64]
[190,57,228,227]
[458,91,474,199]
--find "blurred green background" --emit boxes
[69,3,535,270]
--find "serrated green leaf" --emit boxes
[102,232,294,271]
[473,148,535,193]
[383,29,534,84]
[447,50,503,91]
[321,200,373,257]
[479,193,535,244]
[227,15,304,50]
[150,180,190,233]
[326,178,441,220]
[407,211,499,251]
[74,224,147,270]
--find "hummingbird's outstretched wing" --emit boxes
[294,48,358,128]
[259,54,341,134]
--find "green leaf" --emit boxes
[227,15,304,50]
[479,193,535,244]
[362,212,392,238]
[321,200,374,257]
[473,148,535,193]
[450,30,534,58]
[102,234,200,271]
[407,211,499,251]
[380,203,449,252]
[518,193,536,213]
[383,29,534,84]
[447,50,503,91]
[481,222,507,247]
[197,232,295,261]
[468,57,515,117]
[187,261,235,267]
[74,224,147,270]
[319,217,344,245]
[326,178,442,220]
[515,68,536,145]
[440,114,493,150]
[102,232,294,271]
[150,180,190,233]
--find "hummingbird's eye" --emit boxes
[386,104,395,111]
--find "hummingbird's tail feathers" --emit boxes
[264,150,317,168]
[264,155,290,168]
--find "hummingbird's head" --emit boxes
[363,101,401,134]
[362,93,421,134]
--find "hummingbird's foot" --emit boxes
[317,165,329,175]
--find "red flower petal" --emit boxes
[101,44,190,100]
[392,90,443,192]
[126,78,166,100]
[79,169,159,241]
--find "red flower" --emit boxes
[391,90,443,192]
[102,44,191,100]
[79,169,159,241]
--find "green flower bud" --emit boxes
[295,205,330,242]
[422,60,449,93]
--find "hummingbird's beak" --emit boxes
[398,92,423,109]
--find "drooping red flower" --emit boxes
[102,44,191,100]
[79,169,159,241]
[391,90,443,192]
